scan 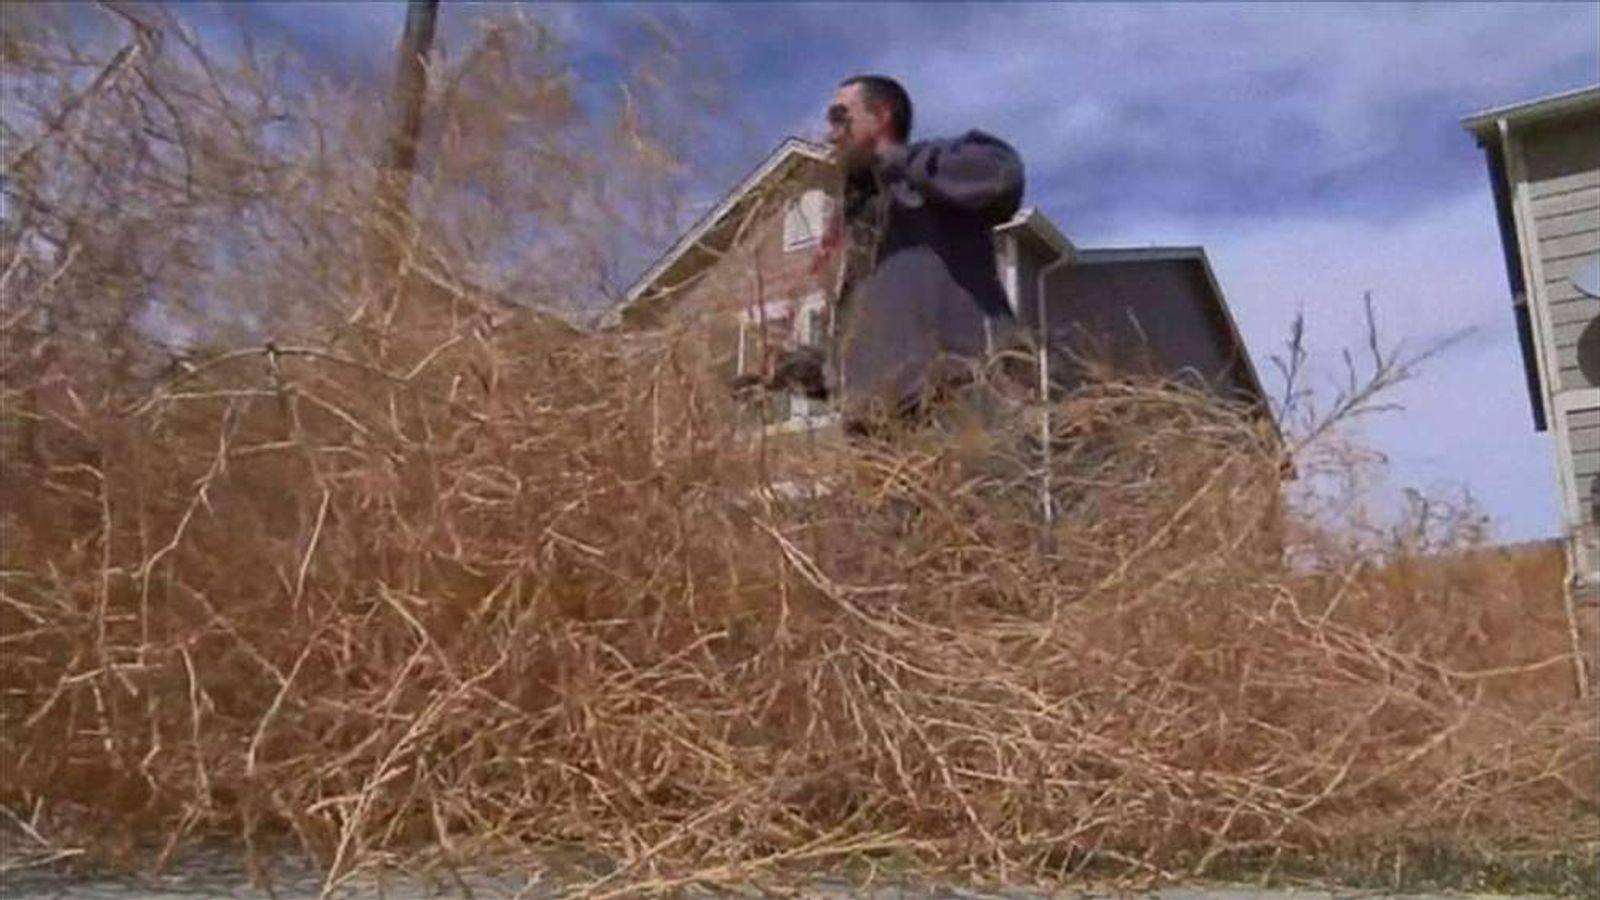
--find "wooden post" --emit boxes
[364,0,439,306]
[381,0,439,194]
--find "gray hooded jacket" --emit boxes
[832,130,1026,422]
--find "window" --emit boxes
[782,190,832,252]
[735,293,834,431]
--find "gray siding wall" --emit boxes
[1039,259,1254,403]
[1523,117,1600,392]
[1572,406,1600,528]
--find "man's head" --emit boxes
[827,75,912,173]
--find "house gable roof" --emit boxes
[606,137,832,328]
[1069,246,1271,416]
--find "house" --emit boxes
[1462,84,1600,595]
[611,137,1271,437]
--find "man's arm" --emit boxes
[883,130,1025,224]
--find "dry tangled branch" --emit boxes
[1,5,1595,898]
[2,305,1594,894]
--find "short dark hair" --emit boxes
[841,75,912,142]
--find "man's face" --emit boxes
[826,83,888,173]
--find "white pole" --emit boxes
[1038,299,1053,530]
[1036,252,1072,535]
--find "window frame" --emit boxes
[734,292,838,433]
[782,189,831,253]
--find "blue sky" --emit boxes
[204,1,1599,543]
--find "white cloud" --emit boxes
[850,3,1598,183]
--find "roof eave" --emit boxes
[996,207,1076,260]
[1073,246,1206,265]
[1461,84,1600,136]
[1184,248,1274,421]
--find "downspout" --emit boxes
[1034,247,1074,533]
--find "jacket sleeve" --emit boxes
[899,130,1024,224]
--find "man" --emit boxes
[756,75,1027,437]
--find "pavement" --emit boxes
[0,863,1553,900]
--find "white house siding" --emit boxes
[1568,407,1600,576]
[1523,118,1600,393]
[1520,114,1600,588]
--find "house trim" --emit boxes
[1001,233,1021,318]
[1462,84,1600,136]
[1502,120,1562,425]
[996,206,1074,258]
[782,189,831,253]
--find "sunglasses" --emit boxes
[826,104,851,129]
